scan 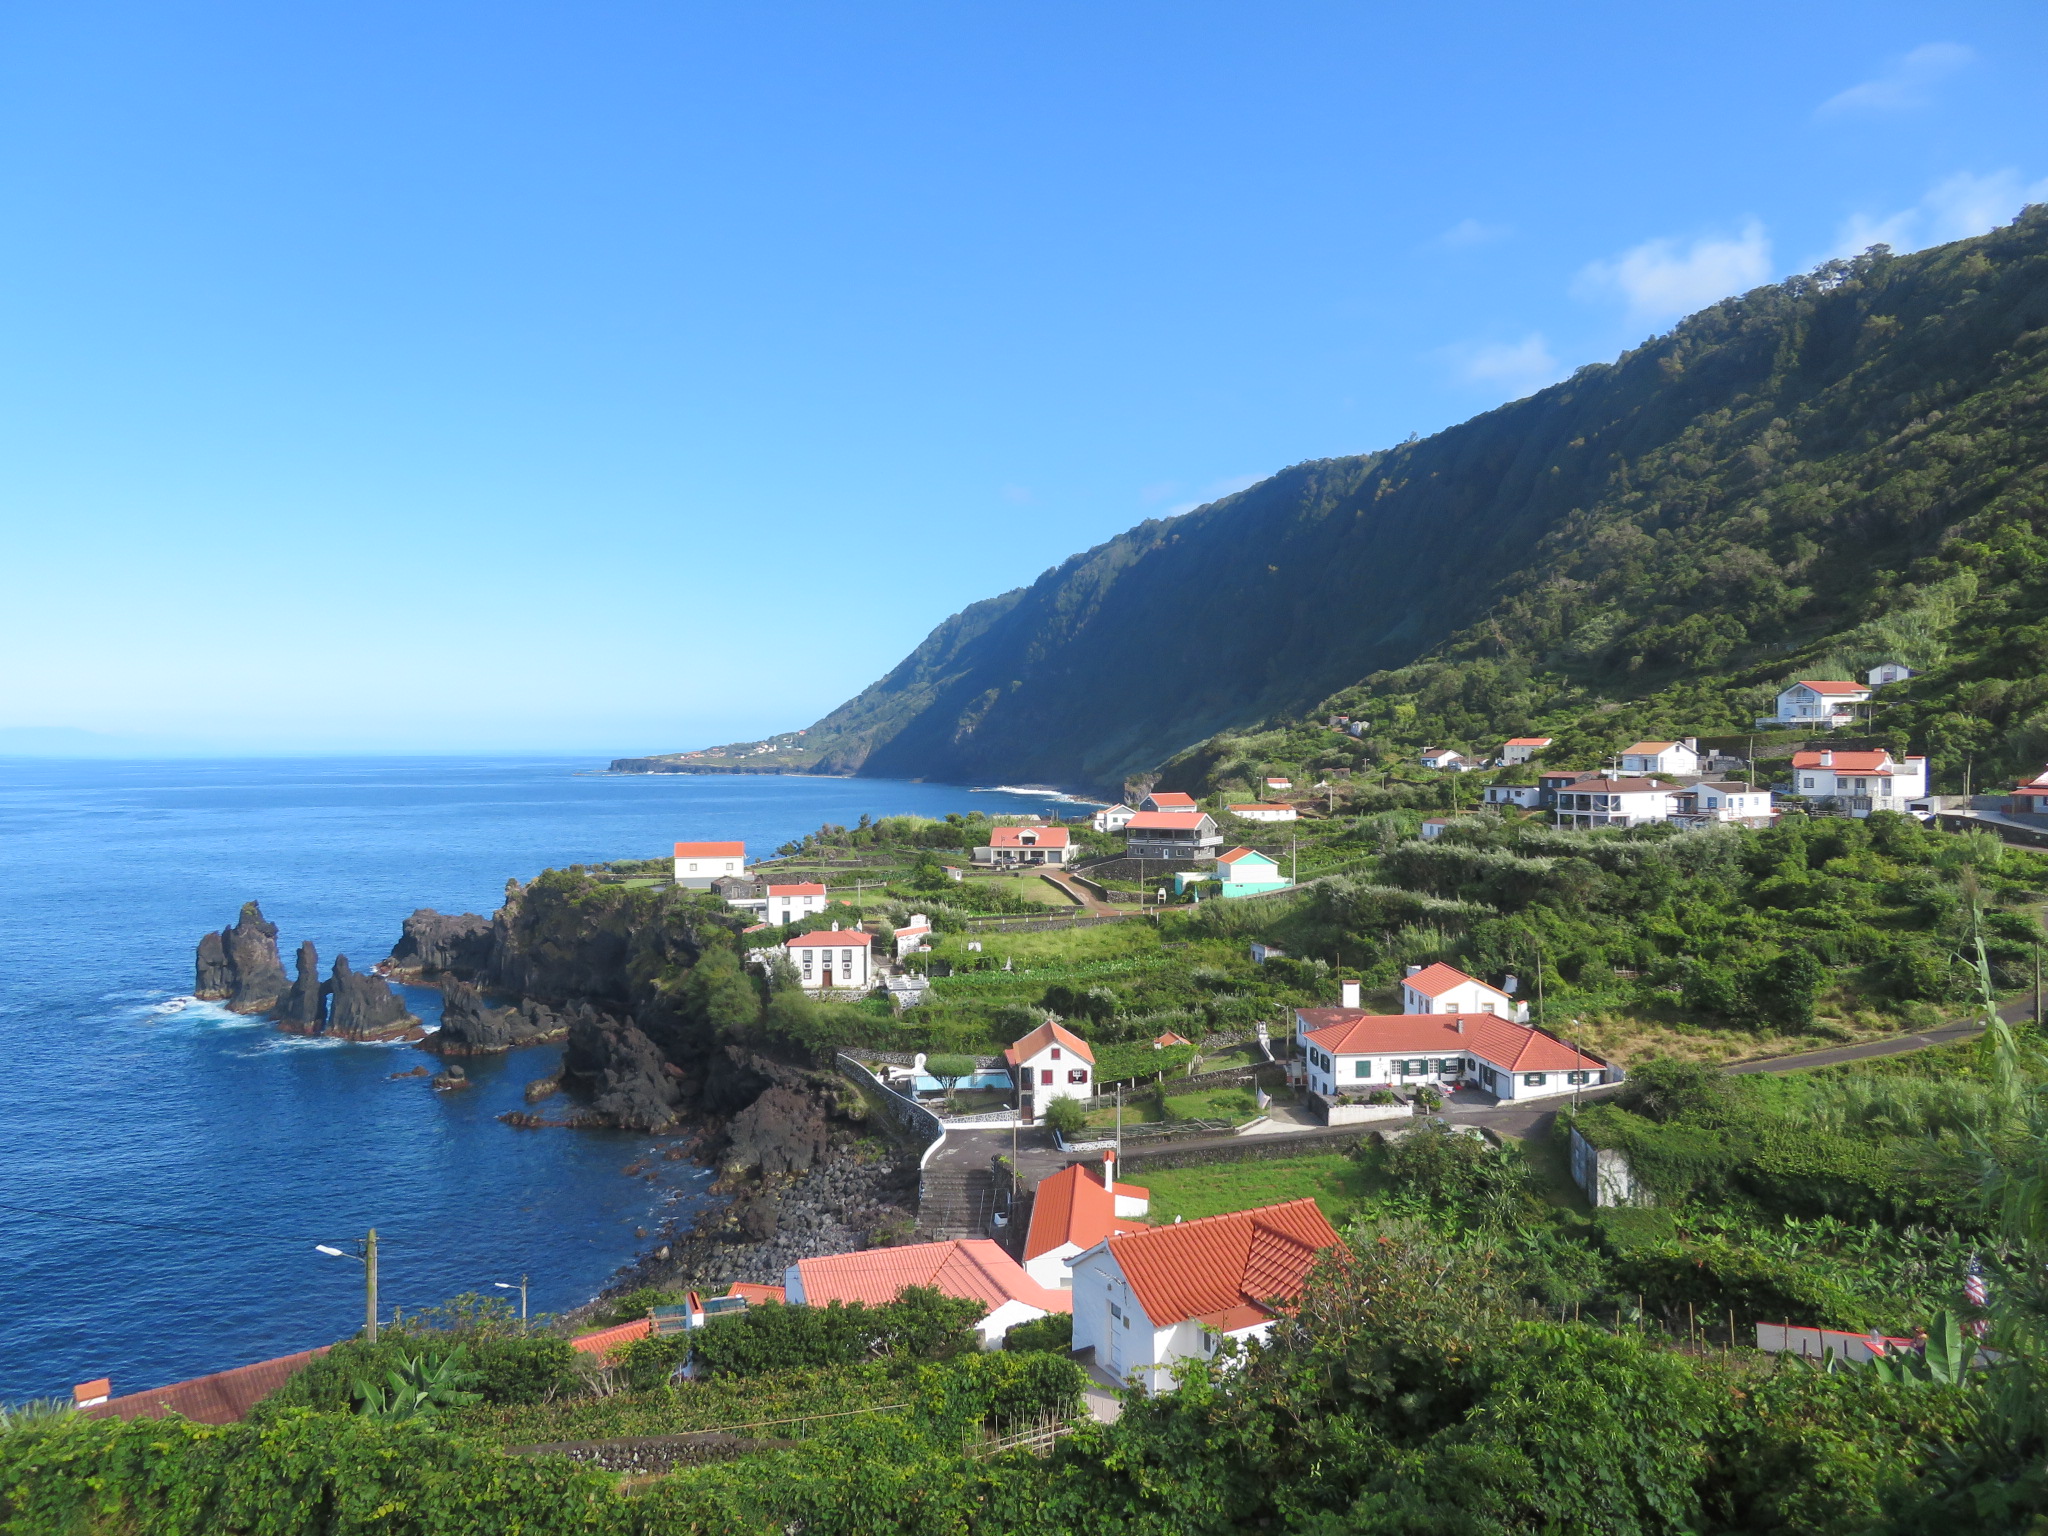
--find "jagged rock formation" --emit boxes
[276,941,327,1035]
[325,956,421,1042]
[724,1084,830,1176]
[193,902,291,1014]
[387,910,493,980]
[558,1009,683,1132]
[423,982,569,1056]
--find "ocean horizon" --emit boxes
[0,756,1062,1403]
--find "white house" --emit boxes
[673,841,748,888]
[974,825,1074,866]
[893,913,933,959]
[1618,739,1701,776]
[1020,1152,1149,1289]
[1141,791,1198,812]
[1500,737,1553,765]
[1124,811,1222,861]
[1419,817,1453,840]
[1067,1199,1341,1389]
[1419,747,1470,771]
[1092,804,1137,833]
[1004,1019,1095,1122]
[1758,680,1872,729]
[1176,846,1290,898]
[1482,784,1543,809]
[1294,1006,1614,1103]
[1790,748,1929,816]
[784,924,873,993]
[1672,781,1774,826]
[1550,776,1680,829]
[1399,961,1525,1021]
[764,882,828,925]
[1867,662,1914,687]
[1264,777,1293,793]
[1227,803,1298,823]
[1249,941,1287,964]
[784,1239,1070,1348]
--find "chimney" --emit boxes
[1101,1148,1116,1190]
[1819,751,1833,768]
[1404,965,1422,978]
[831,921,840,931]
[1682,737,1697,752]
[1341,979,1361,1009]
[1454,1018,1464,1033]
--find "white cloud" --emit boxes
[1829,168,2048,257]
[1575,221,1772,325]
[1816,42,1974,118]
[1166,473,1263,516]
[1430,217,1511,250]
[1438,333,1564,399]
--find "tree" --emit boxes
[1042,1095,1087,1140]
[1617,1057,1726,1122]
[924,1054,976,1104]
[681,945,761,1042]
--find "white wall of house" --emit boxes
[674,850,748,887]
[766,887,828,924]
[1761,683,1869,727]
[1092,805,1136,832]
[975,1298,1055,1348]
[1483,785,1543,808]
[1401,972,1516,1017]
[1680,786,1773,823]
[1295,1033,1603,1102]
[1069,1248,1167,1387]
[1014,1042,1091,1108]
[1795,756,1929,811]
[1620,742,1700,775]
[1868,663,1913,687]
[789,936,871,991]
[1500,740,1551,765]
[1551,787,1676,827]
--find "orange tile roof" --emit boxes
[1298,1009,1605,1073]
[1146,792,1198,809]
[1794,680,1869,695]
[1024,1163,1149,1260]
[1621,741,1682,754]
[1402,961,1493,999]
[84,1346,331,1425]
[766,882,827,896]
[794,1239,1071,1313]
[571,1317,652,1361]
[990,825,1071,847]
[1504,737,1552,746]
[1553,776,1675,794]
[1126,811,1214,831]
[787,928,873,948]
[1217,846,1276,865]
[1153,1031,1192,1047]
[726,1282,786,1304]
[1791,750,1897,773]
[1227,803,1295,815]
[674,841,746,858]
[1102,1199,1340,1328]
[1003,1018,1096,1066]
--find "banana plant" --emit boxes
[1869,1310,1972,1388]
[349,1349,483,1423]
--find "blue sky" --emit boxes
[2,3,2045,756]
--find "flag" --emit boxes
[1965,1258,1988,1308]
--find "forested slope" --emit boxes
[645,209,2048,794]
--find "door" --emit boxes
[1107,1298,1123,1373]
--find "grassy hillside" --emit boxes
[639,209,2048,795]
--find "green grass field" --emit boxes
[1136,1152,1381,1226]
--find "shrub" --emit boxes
[1003,1312,1074,1354]
[1042,1096,1088,1140]
[684,1288,986,1379]
[257,1334,578,1415]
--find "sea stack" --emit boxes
[193,902,290,1014]
[423,982,568,1056]
[386,909,494,981]
[325,955,422,1042]
[276,941,327,1035]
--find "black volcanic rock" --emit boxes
[387,910,493,980]
[725,1085,830,1176]
[424,983,568,1056]
[326,955,421,1042]
[559,1009,682,1132]
[277,941,326,1035]
[193,902,289,1014]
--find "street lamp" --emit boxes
[494,1276,529,1330]
[316,1229,380,1342]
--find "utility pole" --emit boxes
[365,1228,379,1342]
[1291,836,1298,887]
[2036,943,2042,1029]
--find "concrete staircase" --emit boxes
[918,1166,996,1241]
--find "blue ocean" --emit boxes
[0,757,1069,1402]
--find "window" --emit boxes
[1567,1071,1591,1085]
[1480,1001,1495,1014]
[1523,1073,1546,1087]
[1041,1069,1053,1085]
[1803,777,1815,789]
[1068,1069,1088,1084]
[1354,1060,1371,1078]
[1051,1048,1061,1061]
[1434,1058,1459,1074]
[688,862,699,873]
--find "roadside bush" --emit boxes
[1042,1095,1088,1140]
[1002,1312,1074,1354]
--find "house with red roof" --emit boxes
[1004,1018,1094,1122]
[1141,791,1198,812]
[784,923,874,993]
[1295,1000,1612,1104]
[973,824,1073,866]
[80,1347,331,1425]
[1758,679,1872,729]
[1500,736,1553,765]
[1398,962,1522,1020]
[1619,738,1701,776]
[1068,1198,1341,1388]
[765,882,829,925]
[1550,775,1682,829]
[1123,810,1222,861]
[783,1238,1071,1346]
[673,840,749,888]
[1022,1150,1151,1288]
[1419,747,1471,771]
[1791,748,1928,816]
[1092,803,1137,833]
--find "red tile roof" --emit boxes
[1003,1018,1096,1066]
[1553,777,1675,794]
[1024,1163,1149,1260]
[1153,1032,1192,1047]
[674,842,746,859]
[1298,1009,1605,1073]
[1793,680,1869,695]
[1791,750,1896,773]
[787,928,873,948]
[766,882,827,896]
[84,1346,330,1425]
[794,1239,1071,1313]
[1126,811,1214,831]
[726,1282,786,1305]
[1146,792,1198,809]
[570,1317,652,1361]
[1227,803,1295,815]
[1621,741,1682,754]
[1403,961,1494,999]
[990,825,1071,848]
[1504,737,1553,746]
[1102,1199,1340,1328]
[1217,846,1277,866]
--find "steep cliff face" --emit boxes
[387,910,494,979]
[325,956,421,1041]
[193,902,290,1014]
[424,982,568,1056]
[558,1009,683,1132]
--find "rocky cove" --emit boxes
[191,873,921,1300]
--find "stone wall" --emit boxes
[1568,1125,1650,1207]
[1115,1125,1380,1172]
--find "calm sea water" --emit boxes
[0,757,1068,1402]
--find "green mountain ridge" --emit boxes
[625,210,2048,796]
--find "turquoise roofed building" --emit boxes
[1175,846,1291,898]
